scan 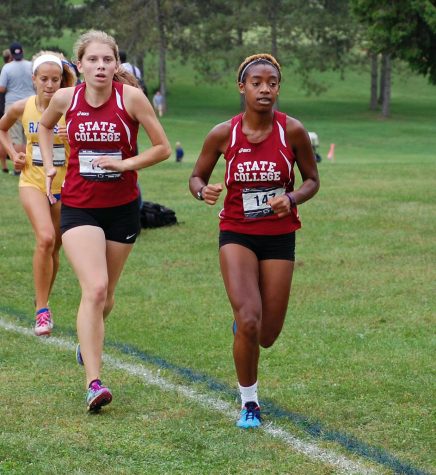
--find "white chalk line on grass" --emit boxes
[0,317,376,475]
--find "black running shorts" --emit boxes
[61,199,140,244]
[219,230,295,261]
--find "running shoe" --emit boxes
[76,344,84,365]
[236,401,261,429]
[34,308,53,336]
[86,380,112,412]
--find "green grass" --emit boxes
[0,63,435,475]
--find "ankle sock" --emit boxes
[89,379,102,389]
[36,307,49,315]
[238,381,259,407]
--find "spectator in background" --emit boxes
[0,42,35,175]
[119,50,141,79]
[0,49,12,116]
[119,50,147,97]
[152,90,164,117]
[175,141,184,162]
[0,48,12,173]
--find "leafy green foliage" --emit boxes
[352,0,436,83]
[0,0,75,50]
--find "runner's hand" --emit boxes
[46,167,58,205]
[57,125,68,141]
[268,194,292,218]
[12,152,26,171]
[92,156,125,172]
[202,183,223,205]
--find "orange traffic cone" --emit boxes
[327,143,335,162]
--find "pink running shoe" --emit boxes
[34,308,53,336]
[86,379,113,412]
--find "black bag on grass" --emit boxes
[140,201,177,228]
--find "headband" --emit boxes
[239,58,280,83]
[32,54,63,74]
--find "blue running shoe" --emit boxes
[86,379,112,412]
[76,344,84,366]
[236,401,261,429]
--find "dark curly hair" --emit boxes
[237,53,281,83]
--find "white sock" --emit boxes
[238,381,259,407]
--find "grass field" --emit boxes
[0,62,435,475]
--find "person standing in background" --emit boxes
[0,42,35,175]
[0,49,12,117]
[119,50,148,97]
[175,141,184,162]
[0,48,12,173]
[152,90,164,117]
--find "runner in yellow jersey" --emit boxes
[0,51,76,336]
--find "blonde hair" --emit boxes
[73,30,139,88]
[31,50,76,88]
[237,53,281,83]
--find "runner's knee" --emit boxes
[36,230,56,253]
[235,305,261,338]
[82,280,108,307]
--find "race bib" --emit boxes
[32,143,66,167]
[242,186,285,219]
[79,149,122,181]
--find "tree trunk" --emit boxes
[270,2,279,110]
[382,53,391,118]
[378,52,387,105]
[136,55,144,78]
[370,52,378,110]
[136,53,149,97]
[236,25,245,112]
[155,0,166,99]
[271,11,278,59]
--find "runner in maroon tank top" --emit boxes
[39,30,171,412]
[189,54,320,428]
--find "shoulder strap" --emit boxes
[224,113,243,159]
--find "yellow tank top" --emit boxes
[20,95,69,194]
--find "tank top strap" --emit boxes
[273,110,290,150]
[224,113,243,158]
[273,110,287,129]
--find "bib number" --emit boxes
[79,149,122,181]
[242,186,285,219]
[32,143,66,167]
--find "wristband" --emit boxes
[196,186,205,201]
[286,192,297,208]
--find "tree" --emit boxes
[174,0,255,80]
[80,0,196,104]
[0,0,74,54]
[257,0,358,95]
[352,0,436,116]
[173,0,358,98]
[370,52,378,110]
[80,0,155,72]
